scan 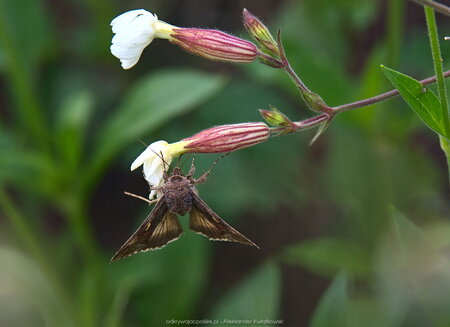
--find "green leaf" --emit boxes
[84,69,225,190]
[282,237,371,278]
[381,65,448,138]
[310,272,350,327]
[209,261,281,325]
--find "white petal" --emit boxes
[111,9,157,34]
[143,161,164,185]
[110,9,158,69]
[130,140,169,171]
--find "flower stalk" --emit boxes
[112,8,450,156]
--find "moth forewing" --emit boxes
[111,196,183,261]
[189,193,259,249]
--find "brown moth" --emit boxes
[111,157,258,261]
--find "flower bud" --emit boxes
[242,9,279,56]
[302,90,332,114]
[170,28,258,63]
[182,122,270,153]
[259,108,297,135]
[259,107,294,128]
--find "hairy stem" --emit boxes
[425,5,450,186]
[286,70,450,133]
[409,0,450,17]
[425,6,450,135]
[332,70,450,112]
[283,62,312,95]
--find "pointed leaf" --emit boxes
[381,65,448,138]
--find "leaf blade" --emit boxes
[381,65,448,138]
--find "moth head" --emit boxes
[172,167,183,176]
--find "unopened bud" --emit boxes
[183,122,270,153]
[243,9,279,56]
[259,107,294,127]
[302,90,331,114]
[170,28,258,63]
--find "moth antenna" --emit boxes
[137,139,148,147]
[160,151,171,173]
[124,191,158,205]
[146,148,171,173]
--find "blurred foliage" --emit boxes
[0,0,449,326]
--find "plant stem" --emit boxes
[284,62,312,95]
[425,6,450,136]
[409,0,450,17]
[285,70,450,132]
[332,70,450,113]
[425,5,450,186]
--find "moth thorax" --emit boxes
[169,175,184,182]
[163,176,193,215]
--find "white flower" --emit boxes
[131,140,172,198]
[131,140,189,199]
[110,9,158,69]
[110,9,176,69]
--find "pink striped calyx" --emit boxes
[170,28,258,63]
[182,122,270,153]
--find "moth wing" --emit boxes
[111,196,183,261]
[189,193,259,248]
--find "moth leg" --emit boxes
[187,154,196,177]
[193,153,230,185]
[124,191,159,205]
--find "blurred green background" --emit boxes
[1,0,450,326]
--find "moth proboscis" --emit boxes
[111,155,259,261]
